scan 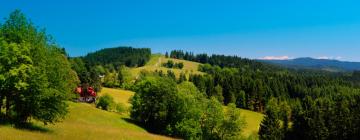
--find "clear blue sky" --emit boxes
[1,0,360,61]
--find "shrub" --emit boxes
[96,94,115,111]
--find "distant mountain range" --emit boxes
[259,57,360,72]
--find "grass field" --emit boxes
[0,88,173,140]
[0,87,263,140]
[130,54,204,79]
[240,109,264,137]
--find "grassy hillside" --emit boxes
[0,87,263,140]
[0,90,173,140]
[130,54,204,79]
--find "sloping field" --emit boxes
[0,87,263,140]
[0,89,173,140]
[130,54,204,78]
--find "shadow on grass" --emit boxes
[0,117,52,133]
[122,118,159,134]
[14,123,53,133]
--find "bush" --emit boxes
[162,60,183,69]
[96,94,115,111]
[175,62,184,69]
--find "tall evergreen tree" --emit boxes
[259,98,283,140]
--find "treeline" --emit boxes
[0,10,79,125]
[84,47,151,68]
[259,91,360,140]
[168,50,278,71]
[192,64,350,111]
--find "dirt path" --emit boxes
[155,57,161,67]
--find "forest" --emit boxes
[83,47,151,68]
[1,10,360,140]
[168,50,360,139]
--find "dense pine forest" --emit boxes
[83,47,151,68]
[1,10,360,140]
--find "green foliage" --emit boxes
[178,72,187,83]
[236,91,246,108]
[83,47,151,68]
[131,76,178,132]
[219,103,246,139]
[176,62,184,69]
[162,60,184,69]
[258,98,284,140]
[118,65,132,87]
[102,65,132,88]
[96,94,115,111]
[201,97,225,139]
[167,70,176,81]
[131,77,246,139]
[0,10,77,125]
[212,85,224,103]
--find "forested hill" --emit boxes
[168,50,282,72]
[83,47,151,68]
[261,57,360,72]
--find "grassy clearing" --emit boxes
[98,87,134,107]
[239,109,264,137]
[130,54,204,79]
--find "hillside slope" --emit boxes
[130,54,204,79]
[0,93,173,140]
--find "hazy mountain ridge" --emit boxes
[260,57,360,72]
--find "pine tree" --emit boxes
[259,98,283,140]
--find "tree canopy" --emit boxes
[0,10,78,125]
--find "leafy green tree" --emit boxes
[173,82,205,139]
[96,94,115,111]
[212,85,224,104]
[0,10,76,125]
[201,97,224,139]
[117,65,132,87]
[219,103,246,139]
[70,57,90,83]
[131,76,179,132]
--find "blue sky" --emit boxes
[1,0,360,61]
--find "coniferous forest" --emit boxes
[1,10,360,140]
[167,50,360,139]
